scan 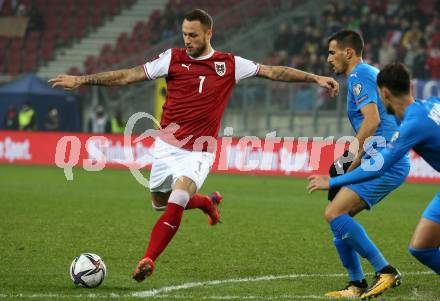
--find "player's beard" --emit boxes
[190,43,207,57]
[332,60,348,76]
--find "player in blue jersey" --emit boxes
[315,30,410,299]
[308,62,440,278]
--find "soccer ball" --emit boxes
[70,253,107,288]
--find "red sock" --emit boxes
[185,194,211,212]
[144,202,184,261]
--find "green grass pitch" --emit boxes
[0,165,439,300]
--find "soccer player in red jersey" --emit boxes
[49,9,339,282]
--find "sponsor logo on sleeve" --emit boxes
[356,94,369,104]
[391,131,400,142]
[387,131,400,149]
[428,103,440,125]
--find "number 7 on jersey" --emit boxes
[198,76,205,93]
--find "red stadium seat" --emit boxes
[0,49,6,71]
[34,0,46,8]
[108,0,120,12]
[1,0,13,16]
[74,23,87,39]
[0,0,136,76]
[26,32,40,52]
[84,56,98,74]
[24,54,38,72]
[91,10,103,27]
[44,16,57,29]
[7,55,22,75]
[0,37,10,50]
[26,39,39,53]
[57,30,72,45]
[67,66,81,75]
[10,38,24,50]
[41,45,54,60]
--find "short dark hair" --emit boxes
[327,29,364,56]
[377,62,411,96]
[184,9,213,29]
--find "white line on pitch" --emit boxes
[155,294,440,300]
[0,293,436,300]
[132,271,433,297]
[0,271,434,299]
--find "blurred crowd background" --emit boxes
[268,0,440,79]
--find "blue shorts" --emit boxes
[422,192,440,224]
[346,157,410,209]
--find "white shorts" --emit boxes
[149,138,215,193]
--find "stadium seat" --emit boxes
[67,66,81,75]
[7,58,22,76]
[0,0,132,78]
[0,37,10,50]
[24,54,38,72]
[78,1,261,73]
[1,0,13,16]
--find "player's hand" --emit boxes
[307,175,330,193]
[48,74,82,90]
[316,76,339,97]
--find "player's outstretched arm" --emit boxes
[307,117,420,193]
[48,66,146,90]
[257,65,339,97]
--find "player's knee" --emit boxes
[324,203,346,223]
[324,206,338,223]
[168,189,190,208]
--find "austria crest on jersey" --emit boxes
[214,62,226,76]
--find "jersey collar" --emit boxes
[403,101,418,119]
[188,49,215,60]
[350,61,365,76]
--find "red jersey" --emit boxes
[143,48,259,151]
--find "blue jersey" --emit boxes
[331,97,440,187]
[347,63,398,143]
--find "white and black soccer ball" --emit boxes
[70,253,106,288]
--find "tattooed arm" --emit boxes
[48,66,146,90]
[257,65,339,97]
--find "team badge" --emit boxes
[352,83,362,96]
[214,62,226,76]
